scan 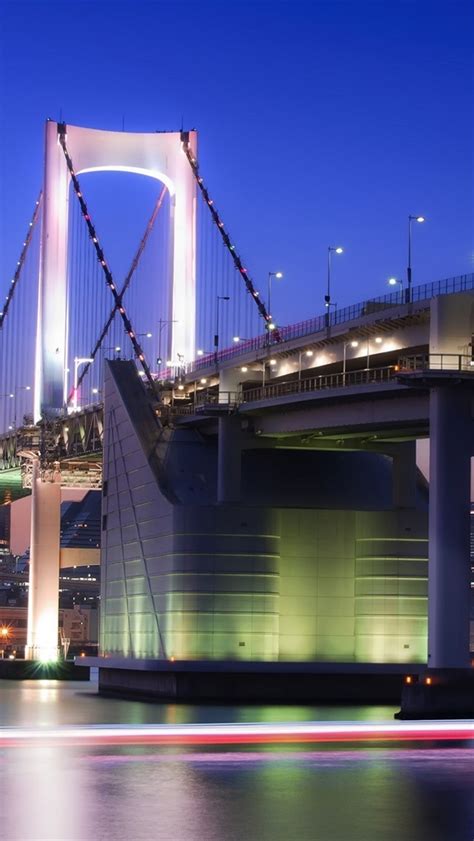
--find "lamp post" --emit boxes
[326,247,343,327]
[13,385,31,428]
[0,626,9,658]
[0,393,13,433]
[104,345,121,358]
[156,319,177,367]
[407,215,425,303]
[267,271,283,325]
[215,295,230,366]
[342,341,359,386]
[298,349,314,383]
[366,336,383,381]
[73,358,93,411]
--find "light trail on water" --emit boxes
[2,720,474,748]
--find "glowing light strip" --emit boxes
[180,131,281,342]
[0,191,43,329]
[2,720,474,748]
[57,124,156,393]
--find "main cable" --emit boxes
[0,191,43,330]
[181,131,281,343]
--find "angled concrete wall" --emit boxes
[100,361,429,665]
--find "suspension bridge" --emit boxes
[0,122,473,709]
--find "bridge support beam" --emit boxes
[25,460,61,661]
[428,384,472,670]
[217,416,241,503]
[392,441,417,509]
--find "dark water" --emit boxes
[1,678,474,841]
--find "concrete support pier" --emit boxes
[25,460,61,661]
[428,384,472,670]
[392,441,417,509]
[217,415,242,503]
[398,377,474,719]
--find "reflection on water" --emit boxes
[1,680,474,841]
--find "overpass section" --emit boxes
[89,290,473,700]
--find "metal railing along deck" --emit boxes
[175,353,474,415]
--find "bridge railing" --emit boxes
[188,272,474,372]
[399,353,473,372]
[242,365,398,403]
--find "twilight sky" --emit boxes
[1,0,473,542]
[0,0,472,329]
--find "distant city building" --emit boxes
[0,604,98,657]
[60,492,101,549]
[0,503,11,557]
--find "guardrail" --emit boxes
[399,353,473,372]
[242,365,398,403]
[176,355,474,415]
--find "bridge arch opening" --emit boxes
[35,122,197,419]
[64,169,174,409]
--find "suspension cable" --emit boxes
[57,123,157,393]
[68,184,168,403]
[0,191,43,330]
[180,131,281,342]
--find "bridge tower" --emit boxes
[35,121,197,419]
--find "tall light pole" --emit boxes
[342,341,359,386]
[326,247,343,327]
[73,357,93,411]
[156,319,177,367]
[0,393,13,433]
[267,271,283,325]
[215,295,230,366]
[366,336,383,381]
[298,349,314,383]
[13,385,31,428]
[103,345,122,359]
[407,215,425,303]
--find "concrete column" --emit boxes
[392,441,417,508]
[25,460,61,660]
[428,385,472,669]
[217,416,242,503]
[219,367,242,404]
[35,121,70,420]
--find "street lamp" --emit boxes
[104,345,121,357]
[73,357,93,411]
[0,626,9,658]
[261,356,279,387]
[215,295,230,365]
[366,336,383,381]
[326,247,343,327]
[156,319,177,366]
[407,215,425,303]
[267,271,283,325]
[342,340,359,386]
[13,385,31,428]
[298,349,314,382]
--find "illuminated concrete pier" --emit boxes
[25,459,61,661]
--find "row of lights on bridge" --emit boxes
[194,212,425,358]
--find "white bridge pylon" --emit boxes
[35,121,197,419]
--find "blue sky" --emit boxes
[0,0,472,327]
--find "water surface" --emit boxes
[1,679,473,841]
